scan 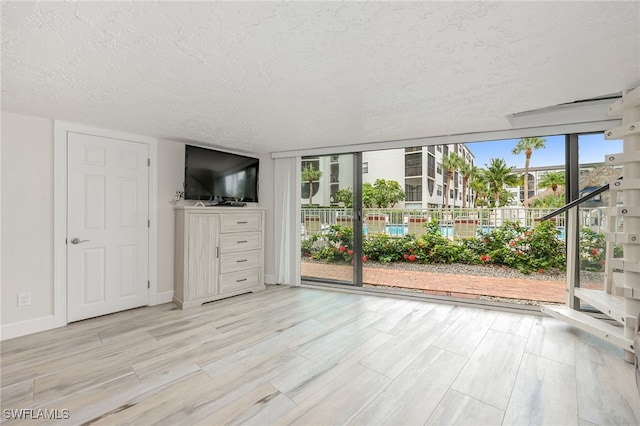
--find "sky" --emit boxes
[467,134,623,169]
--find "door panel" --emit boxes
[83,248,106,304]
[67,132,149,322]
[300,154,356,285]
[187,213,218,299]
[118,245,138,297]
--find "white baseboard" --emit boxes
[1,315,58,341]
[264,274,276,285]
[154,291,175,305]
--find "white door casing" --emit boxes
[53,121,158,330]
[66,132,149,321]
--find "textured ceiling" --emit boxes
[2,2,639,154]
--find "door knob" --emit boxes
[70,238,89,245]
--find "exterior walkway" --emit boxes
[301,262,569,303]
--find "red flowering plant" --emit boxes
[578,228,615,272]
[327,224,354,263]
[474,220,565,274]
[399,237,421,263]
[301,224,355,263]
[301,234,321,258]
[476,221,525,266]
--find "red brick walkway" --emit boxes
[301,262,568,303]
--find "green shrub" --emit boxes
[300,224,355,263]
[413,220,460,263]
[363,233,404,264]
[525,220,565,272]
[300,219,617,276]
[301,234,319,257]
[473,220,565,274]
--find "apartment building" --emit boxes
[303,143,475,209]
[504,162,622,207]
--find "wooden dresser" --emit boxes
[173,207,265,309]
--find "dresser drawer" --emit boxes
[220,232,261,253]
[220,268,261,294]
[220,213,262,233]
[220,250,261,273]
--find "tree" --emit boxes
[497,187,516,207]
[512,137,546,207]
[538,171,565,195]
[370,179,405,208]
[530,193,565,208]
[362,183,375,208]
[458,162,478,209]
[334,187,353,208]
[301,164,322,206]
[470,170,489,207]
[484,158,520,207]
[442,152,462,208]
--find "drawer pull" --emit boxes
[237,221,248,224]
[236,259,248,263]
[236,278,248,283]
[237,240,248,244]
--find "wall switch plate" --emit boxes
[18,292,31,307]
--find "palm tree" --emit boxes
[538,171,565,195]
[484,158,520,207]
[442,152,462,208]
[512,137,546,207]
[470,171,489,207]
[301,164,322,206]
[458,162,478,209]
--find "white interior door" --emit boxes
[67,132,149,322]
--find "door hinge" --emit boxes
[147,158,150,167]
[148,280,150,289]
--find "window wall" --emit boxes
[298,131,620,308]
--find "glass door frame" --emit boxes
[300,152,364,287]
[353,152,364,286]
[568,131,619,313]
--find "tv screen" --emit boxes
[184,145,259,202]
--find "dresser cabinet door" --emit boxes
[187,213,219,299]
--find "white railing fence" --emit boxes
[301,206,609,237]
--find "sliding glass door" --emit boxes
[298,133,616,309]
[300,154,357,285]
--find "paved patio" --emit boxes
[301,262,576,303]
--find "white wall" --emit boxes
[1,112,277,338]
[1,112,55,325]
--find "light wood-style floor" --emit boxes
[1,285,639,425]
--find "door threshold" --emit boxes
[300,280,545,315]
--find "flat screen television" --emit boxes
[184,145,259,202]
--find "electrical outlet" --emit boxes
[18,292,31,307]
